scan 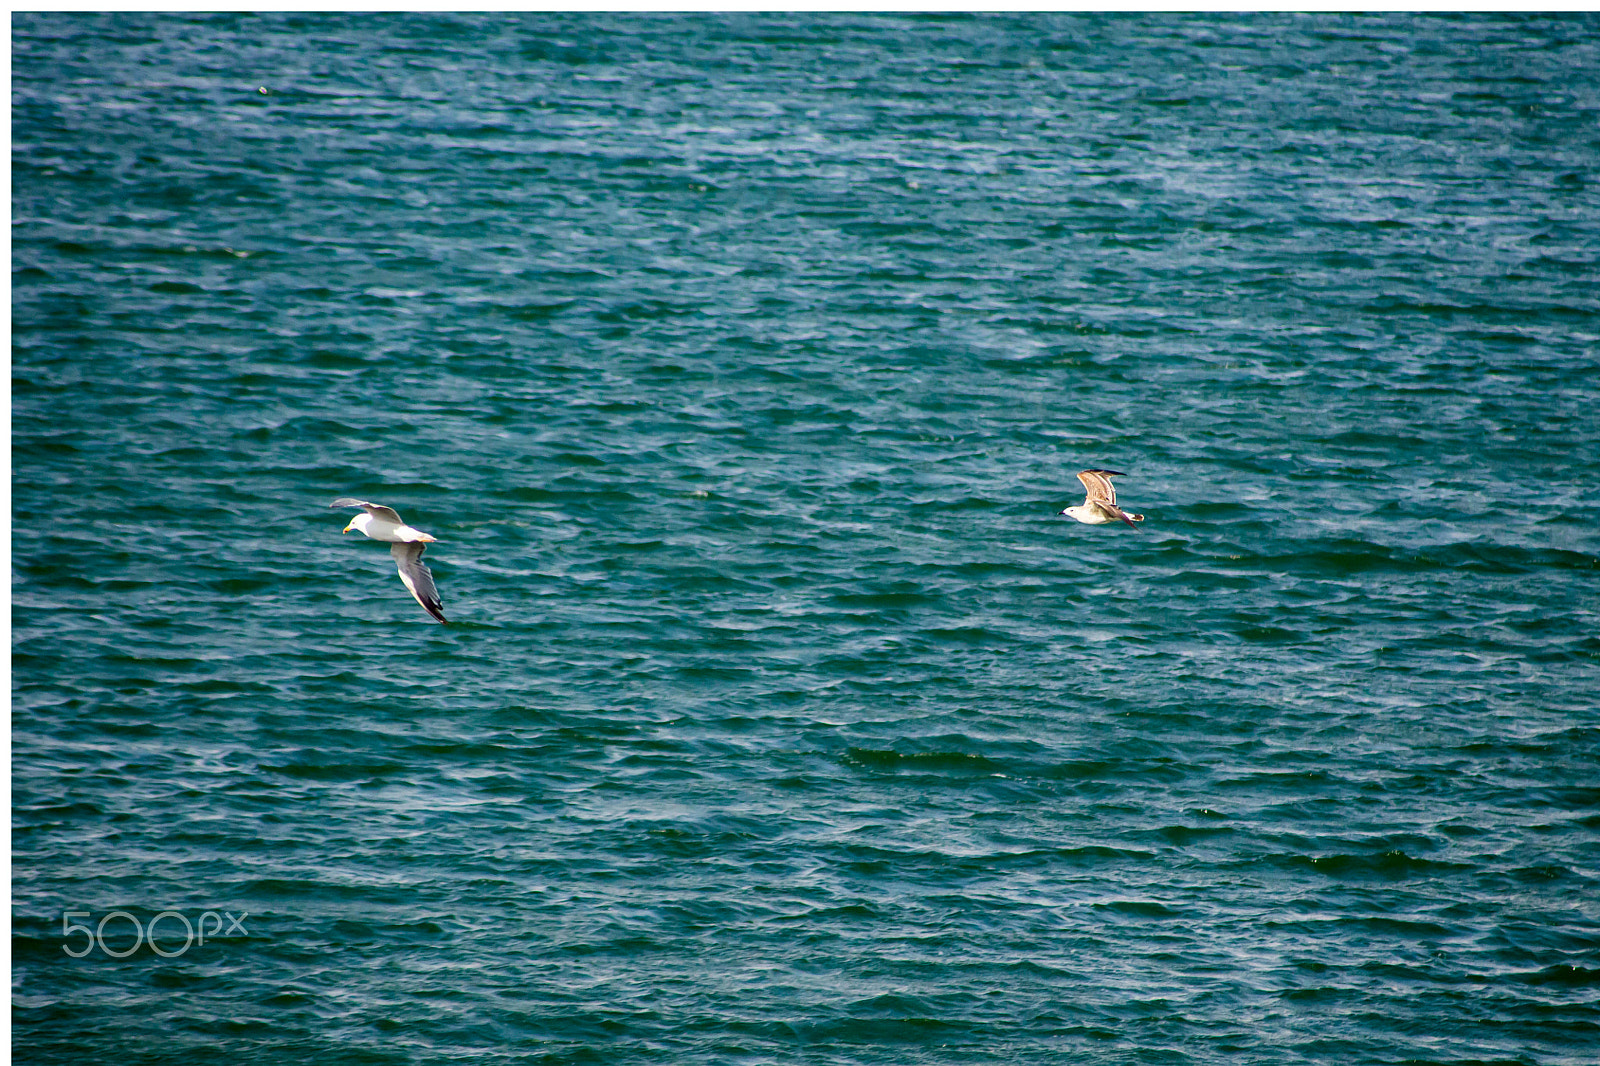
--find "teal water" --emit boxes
[11,12,1600,1064]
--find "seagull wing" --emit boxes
[1076,469,1124,507]
[331,498,405,525]
[1094,501,1143,531]
[390,542,447,623]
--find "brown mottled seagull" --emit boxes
[1059,470,1144,531]
[330,498,447,623]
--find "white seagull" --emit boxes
[1060,470,1144,531]
[330,498,447,623]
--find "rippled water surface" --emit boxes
[12,12,1600,1064]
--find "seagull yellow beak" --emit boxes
[342,522,354,534]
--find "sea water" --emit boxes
[12,12,1600,1064]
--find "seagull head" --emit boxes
[342,514,370,536]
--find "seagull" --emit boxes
[330,498,447,623]
[1060,470,1144,530]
